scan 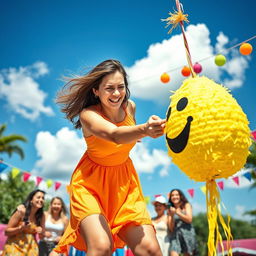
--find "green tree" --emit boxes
[245,140,256,188]
[244,140,256,221]
[0,124,27,160]
[0,172,35,224]
[193,213,208,256]
[193,213,256,256]
[246,140,256,170]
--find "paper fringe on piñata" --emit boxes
[165,76,251,182]
[165,76,251,255]
[163,1,252,256]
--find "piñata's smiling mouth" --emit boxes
[166,97,193,153]
[166,116,193,153]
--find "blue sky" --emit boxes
[1,0,256,221]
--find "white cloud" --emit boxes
[192,201,206,215]
[0,61,54,121]
[215,32,229,54]
[130,142,171,176]
[126,24,250,104]
[33,127,86,181]
[33,127,170,182]
[233,205,254,221]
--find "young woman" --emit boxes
[51,59,166,256]
[2,189,46,256]
[152,195,170,256]
[167,189,197,256]
[39,197,68,256]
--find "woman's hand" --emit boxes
[145,115,166,138]
[44,231,52,238]
[168,207,176,216]
[55,236,61,243]
[35,226,43,234]
[175,207,183,216]
[18,221,27,231]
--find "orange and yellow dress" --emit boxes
[2,222,39,256]
[55,106,152,253]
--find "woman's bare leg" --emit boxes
[50,214,113,256]
[80,214,113,256]
[118,224,162,256]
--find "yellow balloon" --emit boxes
[165,76,251,182]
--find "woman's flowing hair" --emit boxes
[49,196,68,218]
[23,189,45,226]
[56,59,130,129]
[168,189,189,209]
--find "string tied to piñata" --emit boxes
[162,0,195,77]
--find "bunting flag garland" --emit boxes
[200,186,206,194]
[36,176,43,186]
[251,130,256,141]
[217,181,224,190]
[46,179,53,188]
[0,162,8,173]
[0,160,254,201]
[0,160,67,192]
[187,188,194,198]
[232,176,240,186]
[11,167,20,179]
[243,172,252,182]
[23,172,31,182]
[55,182,62,191]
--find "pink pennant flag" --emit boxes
[23,172,31,182]
[187,189,194,198]
[55,182,61,191]
[232,176,240,186]
[251,130,256,141]
[36,176,43,186]
[217,181,224,190]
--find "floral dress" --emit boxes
[2,222,39,256]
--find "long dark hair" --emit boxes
[23,189,45,226]
[168,189,189,209]
[56,59,130,129]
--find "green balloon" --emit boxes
[215,54,226,66]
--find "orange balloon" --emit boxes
[181,66,191,77]
[160,72,170,83]
[239,43,253,55]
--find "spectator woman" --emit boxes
[167,189,197,256]
[39,196,68,256]
[152,195,170,256]
[2,189,46,256]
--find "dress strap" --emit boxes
[46,213,52,222]
[122,101,128,114]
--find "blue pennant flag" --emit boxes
[0,162,8,173]
[243,172,252,182]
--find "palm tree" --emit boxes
[0,124,27,159]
